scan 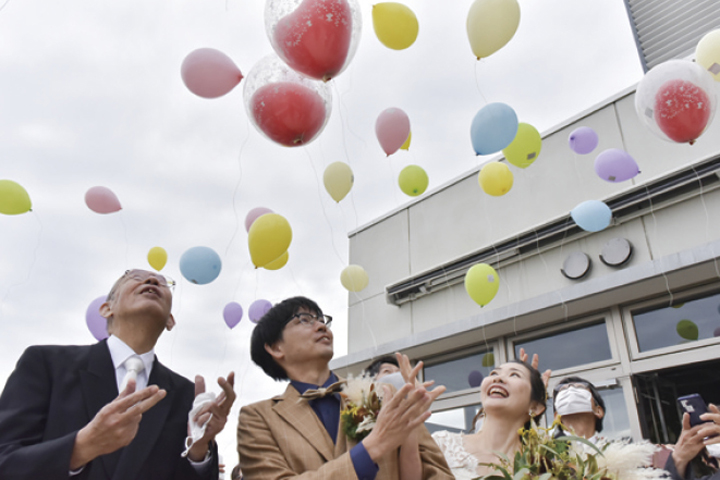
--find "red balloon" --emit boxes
[654,79,711,144]
[274,0,352,81]
[251,82,327,146]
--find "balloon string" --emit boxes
[473,61,489,105]
[118,212,129,267]
[0,0,10,12]
[213,328,230,380]
[232,259,252,302]
[287,265,306,296]
[225,116,250,258]
[689,165,720,280]
[353,291,378,351]
[0,211,43,319]
[332,79,368,153]
[303,149,346,267]
[642,185,673,307]
[331,82,362,231]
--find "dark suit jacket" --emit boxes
[0,340,217,480]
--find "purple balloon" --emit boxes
[714,327,720,337]
[85,295,109,341]
[568,126,599,155]
[594,148,640,183]
[223,302,243,329]
[468,370,484,388]
[245,207,274,233]
[249,299,272,323]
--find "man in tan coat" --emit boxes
[237,296,452,480]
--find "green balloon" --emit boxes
[676,319,699,341]
[482,353,495,367]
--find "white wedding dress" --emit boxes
[431,431,481,480]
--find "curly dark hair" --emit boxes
[250,296,323,381]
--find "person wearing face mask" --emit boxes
[365,353,431,480]
[552,376,606,442]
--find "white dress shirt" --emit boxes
[107,335,155,392]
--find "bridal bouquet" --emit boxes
[478,421,665,480]
[340,374,383,441]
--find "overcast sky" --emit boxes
[0,0,644,467]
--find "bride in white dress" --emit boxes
[431,359,548,479]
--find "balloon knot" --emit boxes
[322,74,332,83]
[689,139,696,145]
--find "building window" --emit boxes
[632,292,720,352]
[426,404,481,434]
[513,321,612,372]
[597,387,631,440]
[424,348,495,395]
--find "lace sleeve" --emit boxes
[431,430,478,471]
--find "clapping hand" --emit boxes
[519,347,552,388]
[187,372,236,462]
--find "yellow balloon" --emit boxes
[400,131,412,151]
[478,162,513,196]
[248,213,293,268]
[502,123,542,169]
[372,3,419,50]
[464,263,499,307]
[0,180,31,215]
[696,29,720,81]
[398,165,428,197]
[323,162,354,203]
[466,0,520,59]
[264,251,289,271]
[341,265,369,292]
[147,246,168,271]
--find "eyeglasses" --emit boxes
[125,269,176,291]
[290,312,332,328]
[553,382,591,396]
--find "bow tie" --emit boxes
[300,380,346,400]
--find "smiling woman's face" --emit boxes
[480,362,534,417]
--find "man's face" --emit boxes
[271,306,334,365]
[102,269,175,330]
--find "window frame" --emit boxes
[423,341,498,400]
[506,312,620,378]
[622,283,720,361]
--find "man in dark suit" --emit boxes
[0,269,236,480]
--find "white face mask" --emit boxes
[377,371,406,391]
[555,387,594,416]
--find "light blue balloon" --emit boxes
[571,200,612,232]
[470,103,519,155]
[180,246,222,285]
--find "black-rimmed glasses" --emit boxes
[291,312,332,328]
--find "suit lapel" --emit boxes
[79,340,123,479]
[112,357,174,480]
[273,384,335,462]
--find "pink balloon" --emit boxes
[181,48,243,99]
[86,295,109,341]
[245,207,274,233]
[375,108,410,156]
[85,186,121,214]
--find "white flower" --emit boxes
[341,373,376,405]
